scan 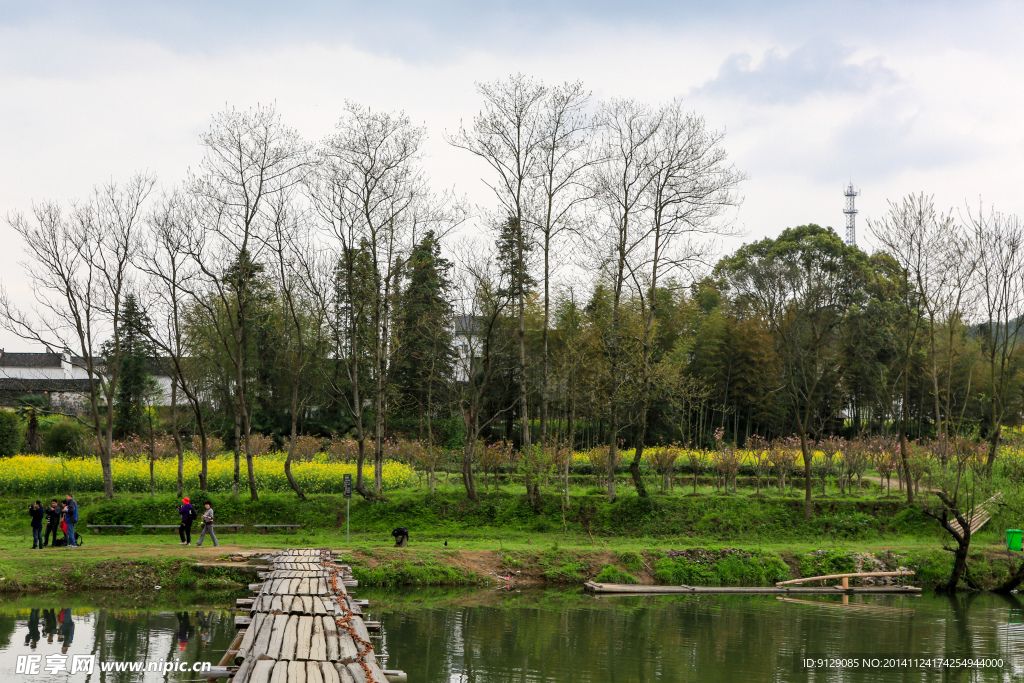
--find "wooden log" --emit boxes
[288,661,307,683]
[381,671,407,683]
[249,659,277,683]
[298,578,311,596]
[309,615,327,661]
[323,616,340,662]
[252,614,276,664]
[344,664,367,683]
[350,618,371,645]
[312,597,326,616]
[362,655,390,683]
[298,595,311,614]
[235,612,266,664]
[233,655,256,683]
[296,616,314,660]
[280,615,299,661]
[776,570,915,586]
[334,664,355,683]
[266,614,290,660]
[337,632,360,663]
[270,661,290,683]
[236,616,253,628]
[306,661,324,683]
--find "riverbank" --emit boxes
[1,487,1019,592]
[1,534,1021,593]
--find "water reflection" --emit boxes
[364,588,1024,682]
[4,589,1024,682]
[0,598,239,682]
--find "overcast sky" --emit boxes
[2,1,1022,351]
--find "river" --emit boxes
[2,588,1023,681]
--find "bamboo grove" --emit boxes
[2,76,1022,515]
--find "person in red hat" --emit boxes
[177,497,195,546]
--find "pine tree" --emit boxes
[108,293,155,438]
[391,231,456,426]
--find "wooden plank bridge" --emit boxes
[217,548,406,683]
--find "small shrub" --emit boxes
[594,564,639,584]
[617,550,644,573]
[42,420,93,457]
[0,410,24,457]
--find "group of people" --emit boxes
[176,497,219,547]
[28,494,79,549]
[23,608,75,653]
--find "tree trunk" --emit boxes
[798,428,813,520]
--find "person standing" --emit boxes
[43,500,60,547]
[28,500,44,549]
[195,502,219,548]
[60,608,74,654]
[178,497,195,546]
[64,494,78,548]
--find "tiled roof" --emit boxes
[0,352,63,368]
[0,378,93,392]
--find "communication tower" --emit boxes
[844,183,859,246]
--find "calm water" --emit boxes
[0,596,240,682]
[3,589,1024,681]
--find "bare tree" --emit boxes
[967,206,1024,470]
[532,81,593,443]
[451,243,516,502]
[184,103,308,501]
[2,174,154,499]
[136,191,214,493]
[263,191,317,500]
[869,194,957,503]
[311,102,440,498]
[589,98,661,501]
[449,74,547,464]
[628,101,744,497]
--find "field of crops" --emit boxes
[0,452,415,495]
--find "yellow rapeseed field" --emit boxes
[0,453,414,494]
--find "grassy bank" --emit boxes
[0,489,949,542]
[0,486,1018,593]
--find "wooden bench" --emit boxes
[251,524,301,534]
[212,524,245,532]
[86,524,134,534]
[141,525,182,532]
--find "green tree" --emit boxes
[106,293,156,438]
[718,225,867,519]
[392,231,456,428]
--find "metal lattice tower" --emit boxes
[844,183,859,246]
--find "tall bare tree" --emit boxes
[137,191,214,493]
[589,98,661,501]
[184,104,308,501]
[311,102,442,498]
[2,174,154,499]
[449,74,547,463]
[628,101,743,497]
[967,207,1024,470]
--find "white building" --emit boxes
[0,348,174,408]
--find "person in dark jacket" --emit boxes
[64,494,79,548]
[178,497,194,546]
[29,500,44,549]
[43,500,60,547]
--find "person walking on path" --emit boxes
[43,500,60,547]
[178,497,195,546]
[29,500,44,549]
[64,494,78,548]
[195,502,219,547]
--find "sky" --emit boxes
[1,0,1022,351]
